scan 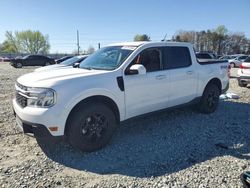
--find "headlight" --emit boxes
[26,87,56,108]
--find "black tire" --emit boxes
[198,84,220,114]
[238,81,247,87]
[44,62,50,66]
[66,102,117,152]
[16,62,23,68]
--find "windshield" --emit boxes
[80,46,135,70]
[22,55,30,59]
[61,56,82,66]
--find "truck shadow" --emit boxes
[38,100,250,178]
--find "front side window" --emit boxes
[23,55,34,59]
[61,56,83,66]
[80,46,135,70]
[128,48,162,72]
[163,47,192,69]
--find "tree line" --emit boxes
[134,26,250,55]
[173,25,250,55]
[1,26,249,55]
[1,30,50,54]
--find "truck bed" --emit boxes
[197,59,228,65]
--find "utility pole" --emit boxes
[161,33,167,41]
[77,30,80,55]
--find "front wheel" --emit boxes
[66,102,117,152]
[197,84,220,114]
[16,62,23,68]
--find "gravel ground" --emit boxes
[0,62,249,188]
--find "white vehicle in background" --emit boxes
[228,55,248,68]
[13,41,229,152]
[196,52,216,59]
[219,55,237,60]
[34,55,88,72]
[237,56,250,87]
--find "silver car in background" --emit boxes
[237,56,250,87]
[229,55,248,68]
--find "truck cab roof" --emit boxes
[108,41,193,48]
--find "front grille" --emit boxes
[16,92,27,108]
[15,82,28,108]
[16,82,27,91]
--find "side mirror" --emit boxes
[127,64,146,75]
[73,62,80,68]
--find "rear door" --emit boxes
[36,55,46,66]
[163,46,198,107]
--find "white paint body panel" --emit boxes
[13,42,229,136]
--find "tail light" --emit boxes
[239,63,249,69]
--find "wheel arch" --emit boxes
[64,95,120,135]
[204,78,222,94]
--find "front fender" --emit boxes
[59,88,125,133]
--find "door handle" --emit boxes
[186,71,194,75]
[155,75,166,80]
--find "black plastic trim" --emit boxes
[197,59,228,65]
[121,97,201,124]
[14,113,63,139]
[222,82,229,94]
[117,76,124,91]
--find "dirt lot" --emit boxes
[0,62,250,188]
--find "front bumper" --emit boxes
[14,112,55,138]
[12,98,65,137]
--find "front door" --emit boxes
[123,47,171,119]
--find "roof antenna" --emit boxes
[161,33,167,41]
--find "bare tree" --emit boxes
[173,25,249,55]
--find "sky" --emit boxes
[0,0,250,53]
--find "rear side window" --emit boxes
[239,56,248,60]
[163,47,192,69]
[38,55,46,59]
[245,56,250,62]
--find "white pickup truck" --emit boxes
[13,42,229,151]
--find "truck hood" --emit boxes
[34,64,67,72]
[17,68,108,87]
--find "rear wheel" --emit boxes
[16,62,23,68]
[66,102,117,152]
[230,63,235,68]
[45,62,50,66]
[238,81,247,87]
[197,84,220,114]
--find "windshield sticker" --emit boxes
[121,46,137,50]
